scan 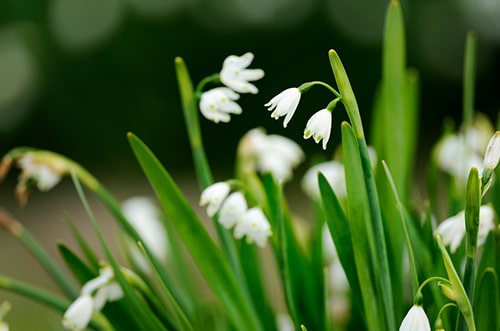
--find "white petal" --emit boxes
[219,192,247,229]
[81,266,114,296]
[62,295,93,331]
[399,305,431,331]
[200,182,231,217]
[302,161,346,200]
[304,109,332,150]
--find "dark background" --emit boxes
[1,0,499,175]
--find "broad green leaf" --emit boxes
[474,268,498,331]
[128,132,262,331]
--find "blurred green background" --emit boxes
[1,0,499,173]
[1,0,500,329]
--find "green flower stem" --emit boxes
[463,31,476,127]
[194,73,220,97]
[0,274,115,331]
[330,49,395,331]
[298,81,341,98]
[174,57,248,291]
[0,208,78,299]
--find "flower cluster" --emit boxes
[200,181,272,247]
[237,127,304,182]
[62,266,124,331]
[199,52,264,123]
[266,86,340,150]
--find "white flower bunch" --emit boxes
[199,52,264,123]
[62,266,124,331]
[200,181,272,247]
[238,127,304,182]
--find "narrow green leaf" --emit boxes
[436,235,476,331]
[72,174,169,331]
[341,122,383,331]
[57,242,95,285]
[318,172,363,315]
[463,31,477,127]
[128,132,262,331]
[474,268,498,331]
[63,218,100,273]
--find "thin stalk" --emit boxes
[463,31,477,127]
[0,208,77,299]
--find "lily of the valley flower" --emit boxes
[265,87,301,128]
[302,160,346,201]
[220,52,264,94]
[399,305,431,331]
[218,192,247,229]
[62,295,93,331]
[63,266,124,331]
[17,153,62,191]
[483,131,500,169]
[200,182,231,217]
[304,109,332,150]
[233,207,272,247]
[238,128,304,182]
[199,87,242,123]
[436,204,496,253]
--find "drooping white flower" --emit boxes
[234,207,272,247]
[200,182,231,217]
[62,295,93,331]
[436,134,484,181]
[122,197,169,272]
[17,153,61,191]
[220,52,264,94]
[218,192,247,229]
[239,128,304,182]
[80,266,124,311]
[304,109,332,150]
[302,160,346,201]
[199,87,242,123]
[436,205,496,253]
[399,305,431,331]
[483,131,500,169]
[265,87,301,128]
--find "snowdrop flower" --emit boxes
[436,134,483,181]
[218,192,247,229]
[122,196,169,272]
[199,87,242,123]
[302,161,346,201]
[234,207,272,247]
[81,267,124,307]
[483,131,500,169]
[239,128,304,182]
[436,205,496,253]
[200,182,231,217]
[304,109,332,150]
[399,305,431,331]
[62,295,93,331]
[265,87,301,128]
[220,52,264,94]
[17,153,61,191]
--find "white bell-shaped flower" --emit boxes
[220,52,264,94]
[17,153,61,191]
[234,207,272,247]
[200,182,231,217]
[399,305,431,331]
[199,87,242,123]
[302,160,346,201]
[265,87,301,128]
[62,295,94,331]
[218,192,247,229]
[304,109,332,150]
